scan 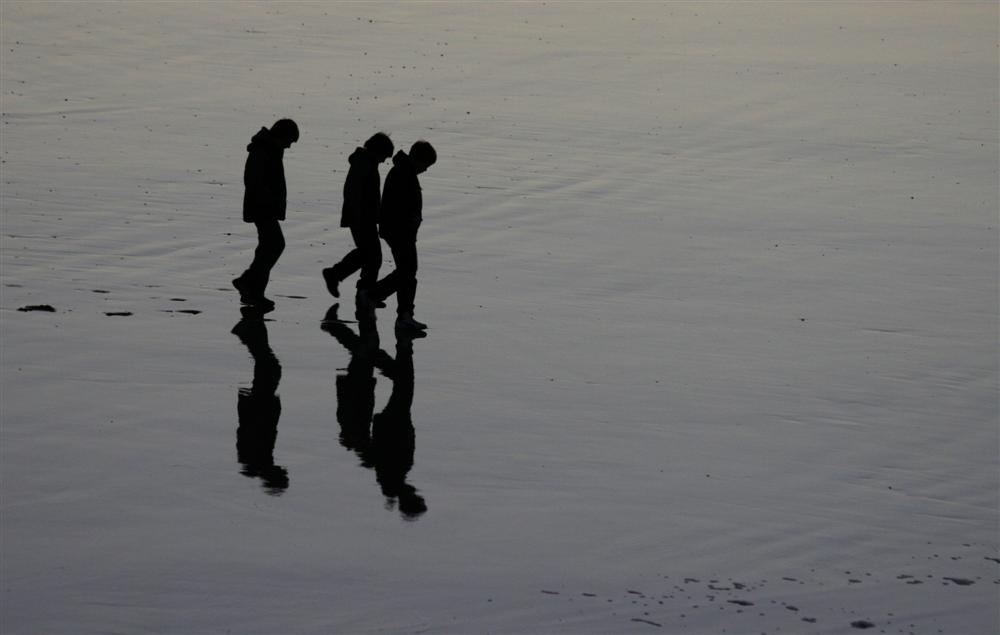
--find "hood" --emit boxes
[391,150,413,170]
[247,127,276,153]
[348,147,370,166]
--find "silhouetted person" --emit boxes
[372,141,437,332]
[233,118,299,309]
[232,308,288,495]
[322,133,394,311]
[321,304,426,520]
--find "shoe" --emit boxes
[321,268,340,298]
[233,275,248,292]
[240,303,274,319]
[234,275,275,309]
[248,295,275,309]
[232,276,255,304]
[396,313,427,331]
[395,327,427,341]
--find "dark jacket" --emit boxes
[377,151,422,243]
[340,147,382,229]
[242,127,287,223]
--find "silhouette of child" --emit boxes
[372,141,437,331]
[233,119,299,308]
[322,132,394,310]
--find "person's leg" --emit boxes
[393,241,418,317]
[371,241,401,304]
[356,224,382,292]
[247,219,285,296]
[331,249,363,277]
[323,225,366,295]
[392,241,424,330]
[323,249,359,298]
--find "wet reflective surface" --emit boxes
[2,3,997,633]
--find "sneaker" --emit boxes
[232,276,255,303]
[321,267,340,298]
[396,327,427,341]
[396,313,427,331]
[234,279,275,309]
[248,294,275,310]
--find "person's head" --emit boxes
[409,140,436,174]
[364,132,394,163]
[271,118,299,149]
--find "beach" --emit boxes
[2,2,997,633]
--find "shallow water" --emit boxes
[2,3,998,633]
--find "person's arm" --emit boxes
[408,173,423,237]
[247,152,285,210]
[341,165,363,226]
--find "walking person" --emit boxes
[233,118,299,308]
[322,133,394,309]
[372,141,436,331]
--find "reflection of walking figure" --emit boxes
[322,133,394,309]
[232,310,288,495]
[321,305,427,520]
[233,119,299,309]
[324,305,387,469]
[372,323,425,518]
[372,141,437,332]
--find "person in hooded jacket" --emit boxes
[371,141,437,331]
[322,133,394,307]
[233,119,299,307]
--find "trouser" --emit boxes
[373,239,418,315]
[242,219,285,294]
[327,224,382,291]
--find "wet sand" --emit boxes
[2,3,997,633]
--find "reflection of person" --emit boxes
[323,305,385,467]
[233,119,299,309]
[372,141,437,332]
[232,309,288,495]
[372,328,426,519]
[321,305,426,520]
[322,133,394,310]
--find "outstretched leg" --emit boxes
[381,240,423,330]
[237,219,284,304]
